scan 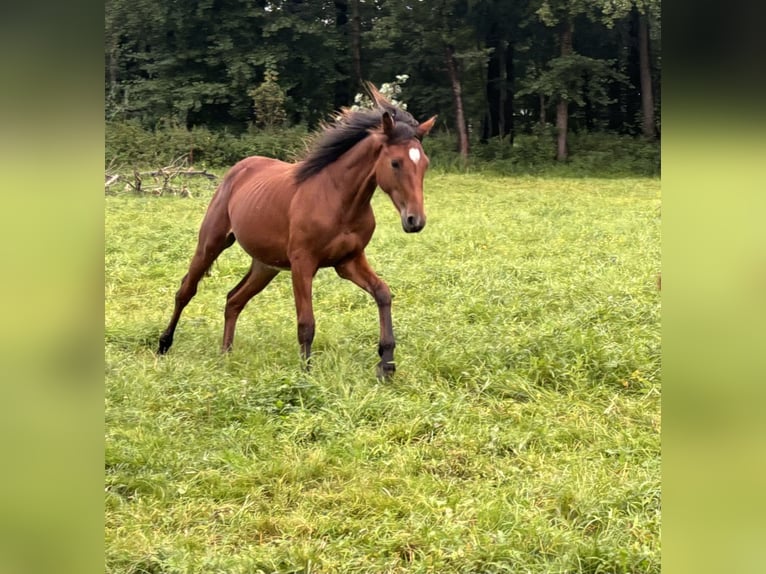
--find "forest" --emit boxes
[105,0,660,169]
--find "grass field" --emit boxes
[105,172,661,573]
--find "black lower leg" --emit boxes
[298,322,315,370]
[377,341,396,378]
[158,332,174,354]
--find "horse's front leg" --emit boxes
[335,252,396,379]
[290,256,318,369]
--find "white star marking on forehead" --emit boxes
[408,147,421,165]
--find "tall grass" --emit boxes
[105,172,660,573]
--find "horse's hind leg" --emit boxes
[157,228,236,354]
[221,260,280,352]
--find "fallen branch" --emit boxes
[131,170,143,193]
[141,169,217,180]
[105,164,218,195]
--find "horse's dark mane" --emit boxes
[295,106,419,183]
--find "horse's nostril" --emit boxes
[403,214,425,233]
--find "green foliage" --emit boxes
[510,125,561,167]
[518,54,627,107]
[105,120,659,178]
[106,0,661,145]
[105,0,342,128]
[470,126,558,168]
[106,173,660,573]
[105,121,309,168]
[424,129,659,176]
[564,130,661,176]
[250,69,287,129]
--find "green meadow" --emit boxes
[105,172,660,573]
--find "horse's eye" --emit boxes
[391,159,401,169]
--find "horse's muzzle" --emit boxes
[402,213,426,233]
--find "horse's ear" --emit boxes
[381,111,396,137]
[416,115,438,139]
[366,81,390,108]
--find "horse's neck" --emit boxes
[324,135,381,212]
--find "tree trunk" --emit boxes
[445,45,469,159]
[483,33,500,141]
[556,19,573,161]
[482,34,513,143]
[539,93,546,126]
[333,0,350,108]
[504,40,515,143]
[497,39,506,138]
[107,37,119,110]
[608,15,631,132]
[584,78,594,130]
[638,13,655,139]
[556,99,568,161]
[350,0,362,88]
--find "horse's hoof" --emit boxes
[157,335,173,355]
[376,362,395,380]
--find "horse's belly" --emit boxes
[233,228,290,269]
[230,206,291,269]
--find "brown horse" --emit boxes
[158,88,436,378]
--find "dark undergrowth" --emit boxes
[105,120,660,178]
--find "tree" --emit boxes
[350,0,363,89]
[472,0,524,144]
[535,0,584,161]
[590,0,660,138]
[636,1,660,139]
[250,68,287,129]
[359,0,481,158]
[105,0,660,148]
[105,0,344,129]
[519,0,629,160]
[444,44,470,159]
